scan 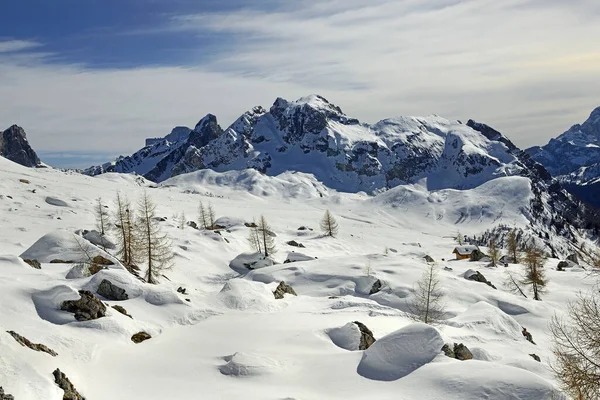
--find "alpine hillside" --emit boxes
[526,107,600,207]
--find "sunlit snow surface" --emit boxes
[0,156,591,399]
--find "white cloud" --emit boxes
[0,40,41,53]
[1,0,600,168]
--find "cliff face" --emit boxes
[0,125,41,167]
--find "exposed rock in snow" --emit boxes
[0,386,15,400]
[60,290,107,321]
[6,330,57,356]
[464,270,497,289]
[53,368,85,400]
[111,305,132,319]
[217,280,280,312]
[131,331,152,344]
[22,258,41,269]
[357,323,444,381]
[96,279,129,301]
[272,281,297,299]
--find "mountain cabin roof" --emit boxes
[452,245,479,256]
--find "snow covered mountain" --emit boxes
[526,106,600,206]
[84,95,533,193]
[0,124,41,168]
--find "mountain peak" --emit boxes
[0,125,41,167]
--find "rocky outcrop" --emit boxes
[0,125,41,167]
[423,255,435,263]
[131,331,151,344]
[353,321,376,350]
[91,255,114,266]
[369,279,382,295]
[442,343,473,360]
[530,353,541,362]
[96,279,128,301]
[111,305,132,318]
[464,270,497,289]
[53,368,85,400]
[0,386,15,400]
[7,330,57,356]
[286,240,305,248]
[23,258,41,269]
[273,281,297,299]
[60,290,106,321]
[522,327,536,345]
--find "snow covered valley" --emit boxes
[0,156,596,399]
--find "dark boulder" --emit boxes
[273,281,297,299]
[286,240,306,248]
[96,279,128,301]
[131,331,152,343]
[53,368,85,400]
[529,353,541,362]
[465,270,497,289]
[423,255,435,263]
[0,386,15,400]
[369,279,382,295]
[187,220,198,229]
[91,255,114,265]
[23,258,41,269]
[469,249,488,261]
[61,290,106,321]
[6,330,57,356]
[441,344,455,358]
[111,305,132,319]
[522,327,536,345]
[353,321,376,350]
[454,343,473,360]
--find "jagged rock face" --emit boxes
[526,107,600,206]
[60,290,106,321]
[0,125,41,167]
[84,95,528,194]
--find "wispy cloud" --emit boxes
[1,0,600,169]
[0,39,41,53]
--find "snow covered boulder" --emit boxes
[451,302,522,341]
[217,280,280,312]
[229,252,275,274]
[464,269,496,289]
[327,321,376,351]
[20,230,116,264]
[283,252,315,264]
[219,352,281,377]
[45,196,68,207]
[82,230,116,250]
[83,270,143,299]
[357,323,443,381]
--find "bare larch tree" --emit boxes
[114,192,134,266]
[489,238,500,267]
[521,246,547,301]
[507,229,519,263]
[94,197,110,251]
[320,210,339,237]
[247,218,263,254]
[409,263,446,324]
[137,192,173,284]
[550,292,600,399]
[257,215,276,257]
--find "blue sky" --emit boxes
[1,0,600,168]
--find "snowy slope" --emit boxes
[1,155,597,399]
